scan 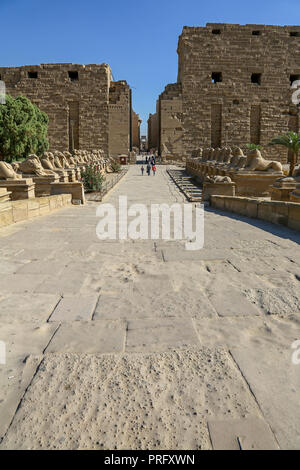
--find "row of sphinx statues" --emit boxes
[0,149,111,181]
[190,147,283,173]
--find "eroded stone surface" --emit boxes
[0,349,261,450]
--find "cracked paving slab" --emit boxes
[0,323,58,439]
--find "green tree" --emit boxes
[269,132,300,177]
[0,94,49,162]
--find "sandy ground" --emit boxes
[0,165,300,449]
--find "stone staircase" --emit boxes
[167,168,202,202]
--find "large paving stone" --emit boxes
[49,295,99,322]
[0,274,47,294]
[13,248,56,261]
[4,231,63,249]
[0,322,59,358]
[34,268,90,295]
[0,259,29,274]
[46,320,126,354]
[245,286,300,316]
[87,243,128,258]
[95,286,217,320]
[231,343,300,450]
[208,417,279,450]
[0,294,60,324]
[196,314,300,355]
[64,260,103,274]
[207,287,262,317]
[126,318,200,352]
[228,254,288,275]
[0,323,59,439]
[15,260,67,275]
[0,355,42,440]
[161,247,232,262]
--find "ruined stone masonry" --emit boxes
[131,111,142,150]
[158,83,183,159]
[153,23,300,162]
[0,63,132,157]
[147,104,159,152]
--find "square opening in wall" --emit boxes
[251,73,261,85]
[290,32,300,37]
[212,29,221,35]
[290,74,300,86]
[28,71,38,78]
[68,71,79,81]
[212,72,222,84]
[252,31,261,36]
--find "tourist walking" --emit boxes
[152,164,156,176]
[141,165,144,175]
[147,163,151,176]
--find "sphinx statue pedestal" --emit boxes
[30,174,60,197]
[63,169,77,182]
[41,164,69,182]
[77,164,86,178]
[0,179,35,200]
[0,187,11,204]
[228,171,284,197]
[202,180,236,202]
[50,181,85,204]
[56,171,69,183]
[270,178,297,202]
[75,168,82,180]
[290,185,300,203]
[0,188,13,227]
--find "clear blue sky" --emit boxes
[1,0,300,134]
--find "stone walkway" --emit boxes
[0,165,300,449]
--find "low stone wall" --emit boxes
[202,182,235,202]
[210,195,300,231]
[0,193,72,228]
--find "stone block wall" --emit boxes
[147,109,159,151]
[131,111,142,149]
[0,63,132,157]
[158,83,183,159]
[0,193,72,228]
[178,23,300,162]
[108,80,131,157]
[210,195,300,231]
[154,23,300,162]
